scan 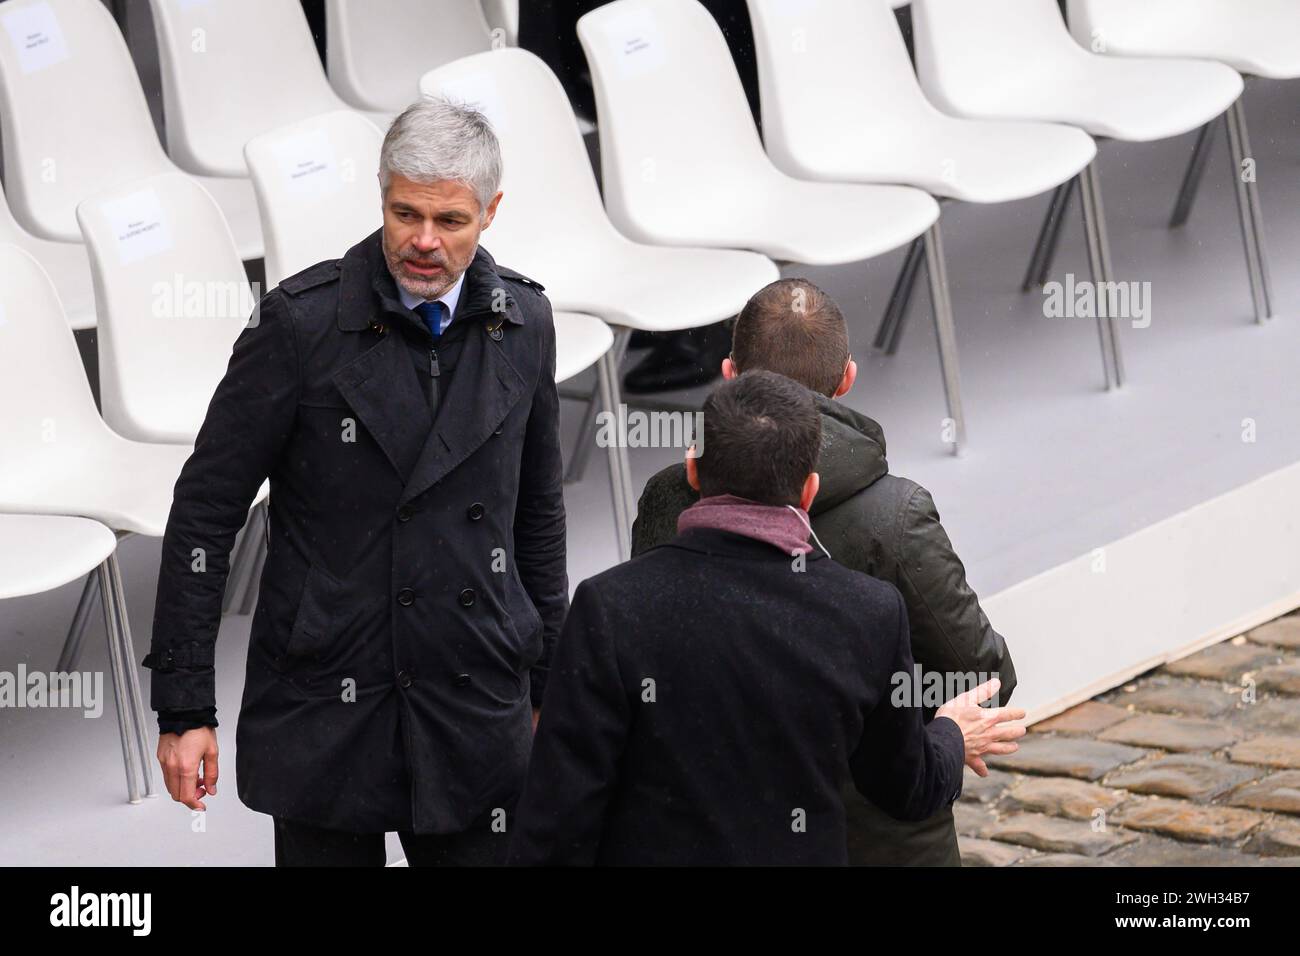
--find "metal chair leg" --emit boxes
[1225,98,1274,324]
[1078,162,1123,390]
[595,329,635,559]
[106,546,156,798]
[237,500,269,617]
[563,378,602,485]
[874,237,925,354]
[565,331,631,485]
[97,560,143,804]
[57,571,99,672]
[1169,122,1217,229]
[1024,179,1076,291]
[922,224,967,456]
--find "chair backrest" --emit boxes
[480,0,519,46]
[326,0,493,112]
[244,110,385,287]
[576,0,774,239]
[0,243,108,472]
[0,0,169,241]
[418,49,621,274]
[745,0,934,175]
[75,172,251,443]
[912,0,1087,117]
[146,0,347,176]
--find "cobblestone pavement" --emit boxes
[958,611,1300,866]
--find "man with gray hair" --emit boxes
[144,98,568,865]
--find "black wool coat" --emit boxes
[508,528,965,866]
[144,231,568,834]
[631,392,1016,865]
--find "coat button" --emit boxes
[458,588,476,607]
[493,425,503,436]
[467,502,485,521]
[452,673,472,687]
[398,670,413,688]
[397,587,415,606]
[396,505,413,522]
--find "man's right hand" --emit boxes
[935,678,1027,777]
[157,727,219,810]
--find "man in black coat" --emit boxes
[631,279,1017,866]
[508,371,1025,865]
[144,98,567,865]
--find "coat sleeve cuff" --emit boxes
[157,707,219,735]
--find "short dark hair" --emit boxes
[731,278,849,397]
[695,370,821,506]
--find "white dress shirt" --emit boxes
[397,271,466,335]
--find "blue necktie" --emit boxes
[415,300,446,340]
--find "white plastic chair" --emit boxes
[0,514,154,802]
[144,0,391,178]
[0,181,94,331]
[746,0,1098,390]
[76,173,253,446]
[1068,0,1300,79]
[0,0,263,260]
[420,48,780,543]
[911,0,1252,383]
[1068,0,1292,318]
[575,1,963,450]
[326,0,495,113]
[0,242,206,803]
[244,110,385,288]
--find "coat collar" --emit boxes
[663,527,826,563]
[335,229,526,333]
[328,230,530,502]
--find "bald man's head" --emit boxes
[731,279,850,397]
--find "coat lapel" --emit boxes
[331,329,433,483]
[398,316,528,507]
[327,233,434,483]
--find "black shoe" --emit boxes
[622,321,732,395]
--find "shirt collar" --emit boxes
[395,269,466,324]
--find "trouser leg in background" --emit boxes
[273,817,388,867]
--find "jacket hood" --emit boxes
[809,393,889,517]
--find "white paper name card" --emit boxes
[2,2,69,75]
[271,128,342,199]
[101,188,173,266]
[600,8,667,78]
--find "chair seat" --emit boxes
[0,436,193,537]
[193,175,266,261]
[957,55,1243,142]
[522,242,778,333]
[622,175,939,266]
[1073,1,1300,80]
[553,312,614,384]
[787,115,1097,205]
[0,514,117,600]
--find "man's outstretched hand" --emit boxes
[157,727,219,811]
[935,678,1027,777]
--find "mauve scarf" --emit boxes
[676,494,813,555]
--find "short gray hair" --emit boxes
[379,97,503,216]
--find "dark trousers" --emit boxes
[273,816,508,867]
